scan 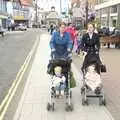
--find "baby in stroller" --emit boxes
[52,66,66,97]
[82,51,102,90]
[84,62,102,94]
[47,58,73,111]
[81,50,106,105]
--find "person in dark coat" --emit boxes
[50,24,54,35]
[81,23,102,72]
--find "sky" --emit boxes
[37,0,70,14]
[6,0,70,16]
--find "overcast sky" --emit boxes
[38,0,69,14]
[6,0,70,15]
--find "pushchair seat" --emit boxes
[82,52,101,74]
[47,58,72,75]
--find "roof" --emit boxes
[47,11,59,19]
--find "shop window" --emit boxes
[111,5,117,13]
[101,8,108,14]
[112,20,117,27]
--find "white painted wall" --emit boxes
[95,0,120,10]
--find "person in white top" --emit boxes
[52,66,66,97]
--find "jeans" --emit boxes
[55,83,66,91]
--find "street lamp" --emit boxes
[60,0,62,15]
[35,0,38,27]
[85,0,88,28]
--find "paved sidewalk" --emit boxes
[13,33,114,120]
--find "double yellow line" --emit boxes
[0,36,40,120]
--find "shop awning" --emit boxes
[0,14,8,19]
[14,16,25,20]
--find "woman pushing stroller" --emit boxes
[49,21,72,95]
[80,23,106,105]
[81,23,102,72]
[47,22,73,111]
[50,22,72,59]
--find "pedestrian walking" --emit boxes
[75,31,83,55]
[81,23,102,71]
[50,24,54,35]
[65,23,77,50]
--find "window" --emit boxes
[0,0,7,12]
[101,0,108,3]
[111,5,117,13]
[96,0,108,4]
[0,1,2,12]
[101,8,108,14]
[112,20,117,27]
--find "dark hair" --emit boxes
[68,22,72,26]
[58,22,66,27]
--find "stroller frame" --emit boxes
[47,59,73,111]
[81,52,106,106]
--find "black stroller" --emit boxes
[47,52,73,111]
[81,50,106,106]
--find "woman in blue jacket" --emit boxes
[50,22,72,59]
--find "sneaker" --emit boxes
[61,90,65,96]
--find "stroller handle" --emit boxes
[51,51,72,60]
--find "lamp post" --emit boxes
[60,0,62,15]
[35,0,38,27]
[85,0,88,28]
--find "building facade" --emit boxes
[12,1,29,25]
[46,7,59,25]
[70,0,95,28]
[0,0,8,28]
[12,0,34,27]
[95,0,120,28]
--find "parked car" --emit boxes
[113,27,120,37]
[0,26,5,37]
[15,23,27,31]
[98,26,110,36]
[41,24,47,28]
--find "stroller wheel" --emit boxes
[82,98,88,106]
[102,99,106,106]
[81,87,85,95]
[47,103,51,111]
[51,103,55,111]
[70,91,72,98]
[65,103,73,112]
[99,97,106,106]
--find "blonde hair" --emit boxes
[87,23,95,28]
[54,66,62,73]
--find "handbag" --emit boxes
[101,64,107,72]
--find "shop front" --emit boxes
[0,14,8,28]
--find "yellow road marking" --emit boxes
[0,36,40,120]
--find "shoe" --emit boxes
[95,87,101,94]
[61,90,65,96]
[56,91,59,96]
